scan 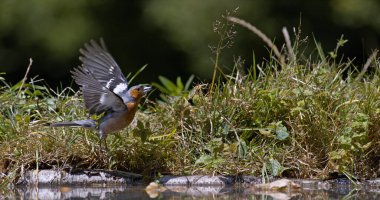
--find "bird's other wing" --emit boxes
[79,39,129,96]
[71,66,127,115]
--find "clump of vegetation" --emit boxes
[1,16,380,187]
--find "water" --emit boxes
[3,183,380,200]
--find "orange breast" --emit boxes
[100,105,139,134]
[126,101,139,112]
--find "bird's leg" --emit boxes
[99,131,105,155]
[99,132,111,168]
[99,130,109,157]
[98,139,103,158]
[104,138,109,153]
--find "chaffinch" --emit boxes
[51,39,151,152]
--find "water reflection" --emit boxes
[12,185,135,200]
[2,183,380,199]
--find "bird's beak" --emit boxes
[143,86,152,94]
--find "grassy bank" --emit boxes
[1,19,380,187]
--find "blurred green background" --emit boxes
[1,0,379,87]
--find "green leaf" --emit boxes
[258,129,273,137]
[222,123,230,135]
[329,150,346,160]
[128,64,147,84]
[237,140,248,158]
[176,77,184,91]
[159,76,177,92]
[33,90,43,96]
[206,138,224,155]
[151,82,169,94]
[152,75,194,99]
[275,123,289,140]
[195,154,223,168]
[297,100,305,107]
[269,158,282,176]
[184,75,195,91]
[133,120,152,143]
[195,154,212,165]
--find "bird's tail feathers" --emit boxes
[50,119,97,129]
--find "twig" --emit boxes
[282,27,295,62]
[18,58,33,96]
[355,50,378,81]
[227,16,285,65]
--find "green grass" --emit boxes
[1,20,380,187]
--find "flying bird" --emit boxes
[51,39,151,152]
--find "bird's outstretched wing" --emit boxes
[79,39,129,96]
[72,66,127,115]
